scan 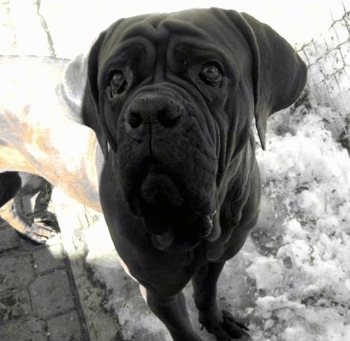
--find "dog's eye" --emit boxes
[109,71,127,97]
[199,63,222,87]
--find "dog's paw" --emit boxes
[201,310,250,340]
[18,220,58,244]
[16,212,60,244]
[1,200,59,244]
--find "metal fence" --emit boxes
[296,1,350,146]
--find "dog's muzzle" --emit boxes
[119,89,219,252]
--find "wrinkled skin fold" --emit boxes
[82,8,307,340]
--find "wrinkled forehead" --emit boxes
[104,10,211,45]
[100,9,250,65]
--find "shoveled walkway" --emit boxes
[0,219,89,341]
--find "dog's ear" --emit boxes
[236,12,307,149]
[82,30,109,157]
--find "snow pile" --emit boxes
[242,100,350,340]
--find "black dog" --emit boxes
[0,8,306,340]
[82,8,307,340]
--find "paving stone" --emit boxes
[33,243,65,274]
[47,310,84,341]
[0,316,48,341]
[30,269,75,318]
[0,228,20,252]
[0,250,35,294]
[0,218,10,231]
[0,289,32,322]
[20,237,46,252]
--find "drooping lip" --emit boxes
[140,198,220,252]
[134,168,220,252]
[147,212,220,253]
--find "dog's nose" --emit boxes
[125,96,183,129]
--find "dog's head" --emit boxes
[83,8,306,252]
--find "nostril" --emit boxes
[157,108,182,127]
[127,111,143,128]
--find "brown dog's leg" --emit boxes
[192,261,250,340]
[0,198,56,243]
[146,291,202,341]
[0,174,58,243]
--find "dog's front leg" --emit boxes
[192,261,250,340]
[146,290,202,341]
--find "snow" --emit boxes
[239,100,350,340]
